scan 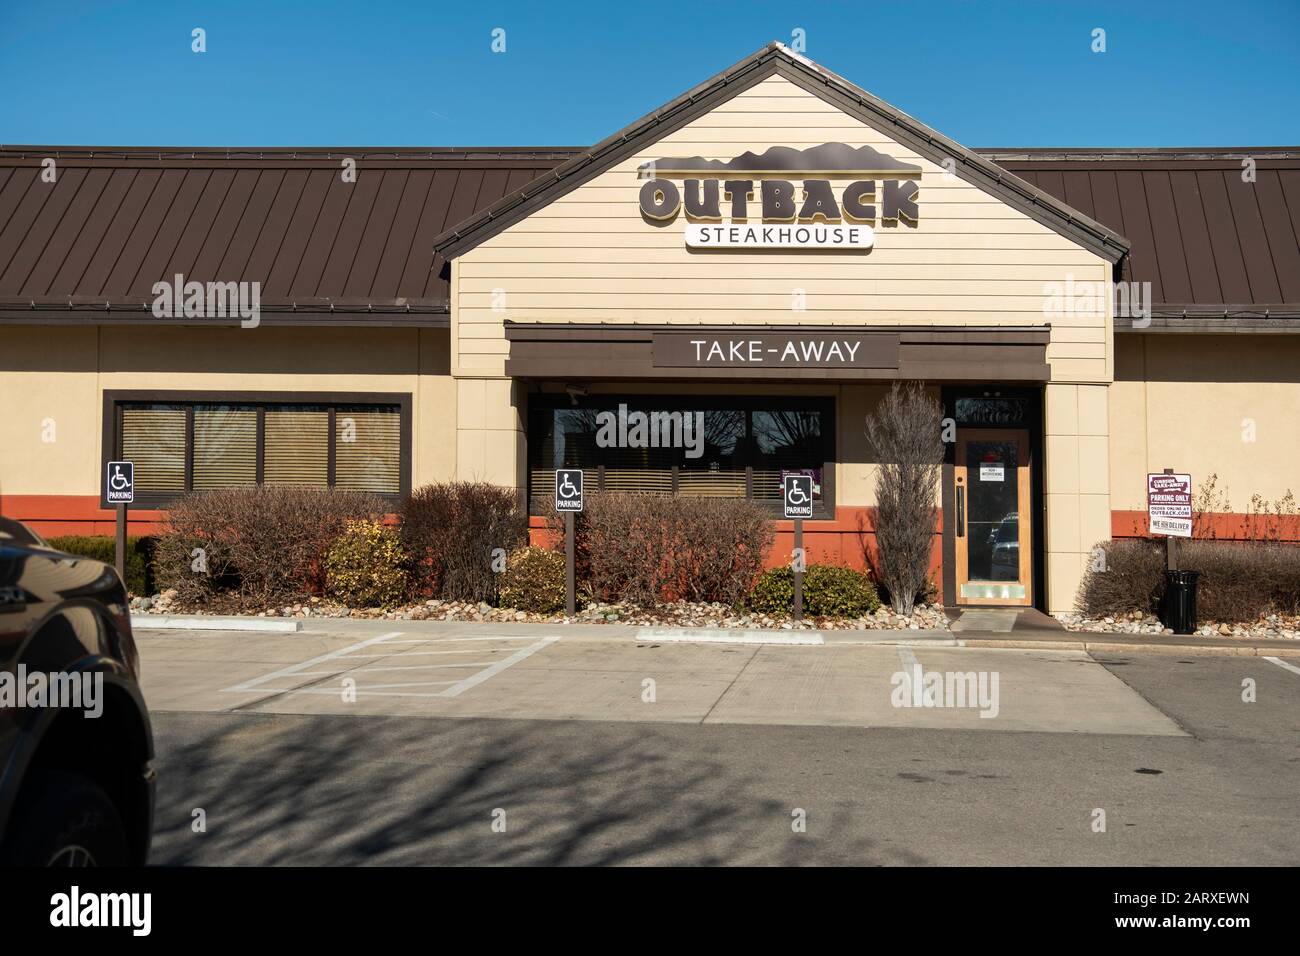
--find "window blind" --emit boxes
[121,406,186,491]
[334,408,401,493]
[193,406,257,489]
[263,407,329,486]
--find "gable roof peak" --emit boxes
[431,43,1129,264]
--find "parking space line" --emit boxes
[220,630,562,704]
[298,680,464,690]
[1264,656,1300,677]
[290,662,496,676]
[439,637,560,697]
[220,631,405,693]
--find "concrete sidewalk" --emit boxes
[131,620,1191,735]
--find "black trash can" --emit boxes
[1161,570,1200,635]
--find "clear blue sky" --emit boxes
[2,0,1297,148]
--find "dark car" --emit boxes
[0,517,154,865]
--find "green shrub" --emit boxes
[47,535,154,596]
[749,564,881,617]
[498,546,567,613]
[1077,538,1300,622]
[400,482,528,603]
[325,520,409,608]
[154,486,389,607]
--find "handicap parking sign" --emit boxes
[106,460,134,504]
[783,473,813,519]
[555,469,583,513]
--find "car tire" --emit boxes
[1,770,130,866]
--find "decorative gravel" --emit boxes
[131,591,951,631]
[1054,611,1300,640]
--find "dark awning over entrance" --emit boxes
[503,322,1051,383]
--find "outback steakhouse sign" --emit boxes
[637,143,921,250]
[653,331,900,369]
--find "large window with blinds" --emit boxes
[527,395,833,515]
[103,392,410,506]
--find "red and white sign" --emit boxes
[1147,472,1192,538]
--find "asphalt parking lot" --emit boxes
[134,621,1300,865]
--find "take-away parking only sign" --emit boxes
[1147,472,1192,538]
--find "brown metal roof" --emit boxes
[0,146,581,326]
[984,147,1300,317]
[2,136,1297,329]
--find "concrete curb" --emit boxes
[131,614,302,633]
[631,627,959,646]
[960,636,1300,657]
[635,628,824,645]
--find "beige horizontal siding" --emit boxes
[454,73,1111,384]
[463,247,1107,266]
[460,277,1099,296]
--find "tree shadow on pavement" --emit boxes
[148,711,928,866]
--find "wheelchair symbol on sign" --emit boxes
[786,482,809,506]
[110,466,129,491]
[559,474,579,499]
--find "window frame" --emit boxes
[101,390,412,508]
[526,392,836,518]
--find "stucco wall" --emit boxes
[0,325,456,531]
[1110,334,1300,515]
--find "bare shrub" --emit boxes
[545,493,773,607]
[663,496,774,605]
[155,486,388,607]
[400,482,528,604]
[1192,473,1233,540]
[865,382,944,614]
[1074,539,1165,616]
[1077,538,1300,621]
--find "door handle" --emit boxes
[956,484,965,537]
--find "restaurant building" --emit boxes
[1,43,1297,613]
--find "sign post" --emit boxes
[783,473,814,622]
[555,469,584,617]
[106,460,135,583]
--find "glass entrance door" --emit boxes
[954,428,1032,606]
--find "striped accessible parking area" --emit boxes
[219,630,559,702]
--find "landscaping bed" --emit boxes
[112,482,953,632]
[1055,610,1300,640]
[131,590,949,631]
[1071,537,1300,640]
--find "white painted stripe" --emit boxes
[337,647,526,660]
[220,631,404,692]
[266,681,462,695]
[1264,656,1300,677]
[439,637,560,697]
[289,662,495,676]
[336,637,540,657]
[274,688,458,699]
